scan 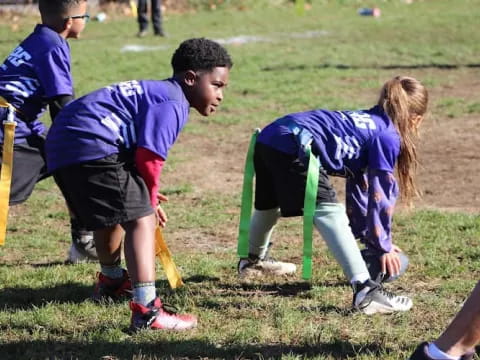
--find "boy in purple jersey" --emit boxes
[0,0,95,263]
[46,38,232,331]
[238,76,428,315]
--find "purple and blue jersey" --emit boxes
[0,25,73,143]
[46,79,190,172]
[258,106,400,253]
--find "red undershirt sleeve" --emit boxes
[135,147,165,208]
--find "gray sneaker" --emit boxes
[353,279,413,315]
[238,256,297,277]
[67,221,97,264]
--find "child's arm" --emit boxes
[48,94,74,122]
[135,146,165,208]
[364,169,398,254]
[345,173,369,241]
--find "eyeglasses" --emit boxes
[64,14,90,22]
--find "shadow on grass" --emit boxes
[0,282,92,310]
[0,338,395,360]
[216,282,313,297]
[0,261,66,267]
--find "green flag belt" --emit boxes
[237,129,320,280]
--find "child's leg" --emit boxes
[248,208,280,258]
[122,213,156,283]
[94,224,124,266]
[239,207,296,277]
[122,213,198,331]
[313,202,370,283]
[434,281,480,357]
[121,213,157,306]
[314,202,413,314]
[92,224,130,301]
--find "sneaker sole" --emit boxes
[360,302,413,315]
[239,267,297,278]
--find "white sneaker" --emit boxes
[67,243,97,264]
[238,257,297,277]
[67,227,97,264]
[353,280,413,315]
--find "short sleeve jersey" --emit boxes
[45,79,190,172]
[257,106,400,176]
[0,24,73,143]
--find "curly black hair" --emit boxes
[171,38,233,74]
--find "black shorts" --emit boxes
[254,142,337,217]
[0,135,49,205]
[53,153,154,231]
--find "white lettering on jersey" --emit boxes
[5,77,40,98]
[101,113,124,144]
[333,134,360,160]
[118,80,143,97]
[348,111,377,130]
[7,46,32,67]
[101,112,137,149]
[336,111,348,122]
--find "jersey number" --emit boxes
[7,46,32,67]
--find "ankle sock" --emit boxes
[428,343,459,360]
[100,264,124,279]
[133,282,156,306]
[353,282,371,307]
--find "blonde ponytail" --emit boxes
[378,76,428,205]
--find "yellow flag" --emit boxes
[130,0,138,18]
[155,226,184,289]
[0,99,16,246]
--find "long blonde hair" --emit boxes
[377,76,428,204]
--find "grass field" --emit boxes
[0,1,479,359]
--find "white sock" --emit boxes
[428,343,459,360]
[100,264,124,279]
[354,287,370,307]
[133,282,156,306]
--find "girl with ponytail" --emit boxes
[238,76,428,315]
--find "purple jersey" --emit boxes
[46,79,190,172]
[258,106,400,176]
[258,106,401,253]
[0,25,73,143]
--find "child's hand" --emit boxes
[155,193,168,227]
[380,251,401,277]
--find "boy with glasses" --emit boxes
[0,0,95,262]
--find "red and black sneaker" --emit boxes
[129,297,197,331]
[92,269,132,302]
